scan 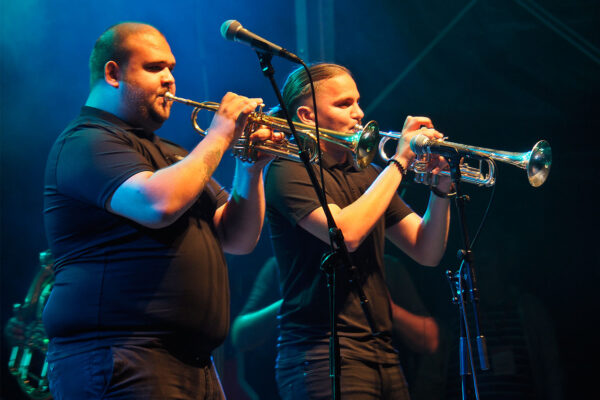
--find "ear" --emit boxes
[104,61,120,88]
[296,105,315,125]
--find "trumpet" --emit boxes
[166,92,551,187]
[378,132,552,187]
[164,92,380,169]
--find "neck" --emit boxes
[85,84,158,132]
[321,141,350,164]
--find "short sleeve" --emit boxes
[206,178,229,209]
[53,127,154,208]
[265,159,335,226]
[385,194,414,228]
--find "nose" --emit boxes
[351,103,364,122]
[162,68,175,88]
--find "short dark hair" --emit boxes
[271,63,352,119]
[88,22,163,88]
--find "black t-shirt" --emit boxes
[265,155,413,365]
[43,107,229,358]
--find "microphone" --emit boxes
[410,134,470,158]
[220,20,302,64]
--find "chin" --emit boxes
[151,107,170,123]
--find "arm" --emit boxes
[298,116,445,253]
[231,299,283,352]
[385,117,452,266]
[231,257,282,351]
[299,163,406,252]
[385,192,450,266]
[213,157,269,255]
[389,294,440,354]
[107,93,264,229]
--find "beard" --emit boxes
[122,82,171,129]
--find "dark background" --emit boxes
[1,0,598,398]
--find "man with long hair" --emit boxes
[265,63,451,399]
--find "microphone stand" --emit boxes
[444,153,490,400]
[255,52,378,399]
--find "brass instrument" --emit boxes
[378,132,552,187]
[5,250,54,400]
[166,92,552,186]
[164,92,380,170]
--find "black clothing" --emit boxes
[47,341,225,399]
[265,155,413,366]
[276,357,410,400]
[43,107,229,359]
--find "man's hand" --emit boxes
[394,116,444,169]
[208,92,264,146]
[241,128,286,170]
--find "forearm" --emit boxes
[217,159,266,254]
[330,163,404,251]
[108,133,230,228]
[386,192,449,266]
[231,299,282,352]
[391,303,440,354]
[416,193,451,265]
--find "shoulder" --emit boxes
[55,114,135,151]
[265,158,306,184]
[267,158,305,174]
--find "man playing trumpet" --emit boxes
[43,22,279,399]
[265,63,452,399]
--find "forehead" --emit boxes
[124,30,175,63]
[315,73,359,99]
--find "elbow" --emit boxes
[421,255,442,267]
[130,187,185,229]
[426,336,440,354]
[230,319,245,351]
[414,247,445,267]
[221,236,260,255]
[407,317,440,354]
[345,239,361,253]
[342,229,368,253]
[140,204,180,229]
[424,319,440,354]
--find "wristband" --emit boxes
[387,159,407,177]
[430,185,455,199]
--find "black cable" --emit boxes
[469,160,497,249]
[299,61,331,248]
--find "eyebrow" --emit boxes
[333,95,358,104]
[145,60,176,69]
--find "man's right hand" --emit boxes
[207,92,264,146]
[394,115,443,169]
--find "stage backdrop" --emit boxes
[1,1,598,399]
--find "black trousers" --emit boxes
[276,357,411,400]
[47,343,225,399]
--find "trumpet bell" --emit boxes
[354,121,380,169]
[527,140,552,187]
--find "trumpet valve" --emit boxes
[232,138,258,163]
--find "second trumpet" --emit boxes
[378,131,552,187]
[164,92,379,169]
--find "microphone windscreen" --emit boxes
[220,20,241,40]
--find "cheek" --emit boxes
[327,109,352,128]
[129,72,159,91]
